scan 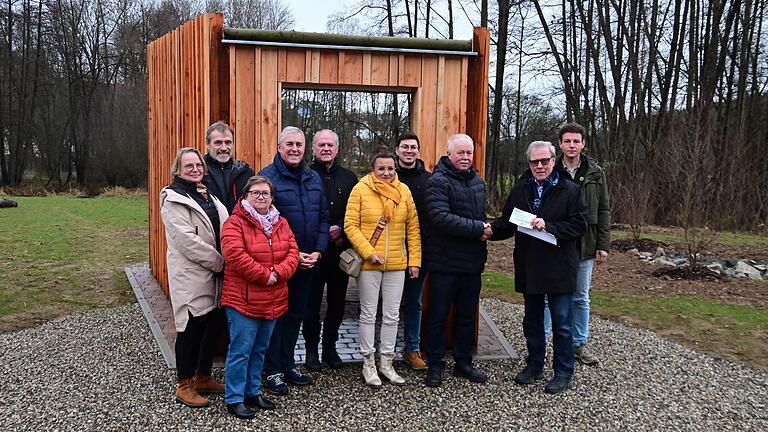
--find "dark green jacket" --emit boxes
[555,154,611,260]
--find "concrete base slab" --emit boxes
[125,263,518,369]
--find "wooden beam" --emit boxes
[466,27,490,178]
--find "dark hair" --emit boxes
[241,175,275,197]
[558,122,586,142]
[396,131,420,149]
[369,150,397,169]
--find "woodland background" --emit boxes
[2,0,767,233]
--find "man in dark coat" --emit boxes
[202,121,255,214]
[490,141,587,394]
[395,131,431,370]
[259,126,329,395]
[423,134,491,387]
[302,129,357,372]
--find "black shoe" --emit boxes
[453,362,488,383]
[514,368,545,385]
[322,350,343,369]
[244,395,275,410]
[425,370,443,387]
[227,403,255,419]
[305,350,322,372]
[544,376,573,394]
[265,373,288,396]
[284,367,313,386]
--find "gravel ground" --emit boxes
[1,299,766,431]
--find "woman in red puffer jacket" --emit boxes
[220,175,299,418]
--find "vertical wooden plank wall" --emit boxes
[146,14,227,295]
[228,46,486,172]
[148,16,489,295]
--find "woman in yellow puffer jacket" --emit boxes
[344,151,421,387]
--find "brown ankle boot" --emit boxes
[176,377,209,407]
[194,372,225,394]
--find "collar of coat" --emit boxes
[273,153,311,180]
[204,153,252,175]
[161,187,228,233]
[311,158,339,174]
[434,155,477,180]
[396,158,427,174]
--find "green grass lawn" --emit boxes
[612,228,768,247]
[0,196,147,332]
[481,271,768,369]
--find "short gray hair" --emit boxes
[447,134,474,152]
[312,129,339,146]
[278,126,305,146]
[205,121,234,144]
[526,141,556,159]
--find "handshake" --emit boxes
[479,222,493,241]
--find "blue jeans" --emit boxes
[401,272,426,352]
[264,267,314,375]
[523,292,574,378]
[224,307,276,404]
[425,272,481,372]
[544,259,594,346]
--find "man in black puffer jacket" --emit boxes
[202,121,255,214]
[423,134,491,388]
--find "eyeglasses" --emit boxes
[398,145,418,151]
[247,190,271,198]
[183,163,204,171]
[528,158,552,167]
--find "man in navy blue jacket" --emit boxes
[259,126,329,395]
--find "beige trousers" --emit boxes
[356,270,406,355]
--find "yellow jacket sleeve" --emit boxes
[344,184,377,260]
[404,187,421,268]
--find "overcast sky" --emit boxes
[288,0,477,40]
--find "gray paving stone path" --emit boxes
[125,263,517,368]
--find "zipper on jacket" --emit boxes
[383,223,389,268]
[269,236,276,318]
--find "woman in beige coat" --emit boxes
[160,147,229,408]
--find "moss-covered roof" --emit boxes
[223,28,474,53]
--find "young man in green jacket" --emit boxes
[545,122,611,366]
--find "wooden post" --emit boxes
[466,27,490,177]
[147,13,228,296]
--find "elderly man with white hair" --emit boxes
[490,140,587,394]
[422,133,492,388]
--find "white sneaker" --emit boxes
[378,354,405,385]
[362,354,382,387]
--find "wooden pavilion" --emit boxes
[146,13,490,295]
